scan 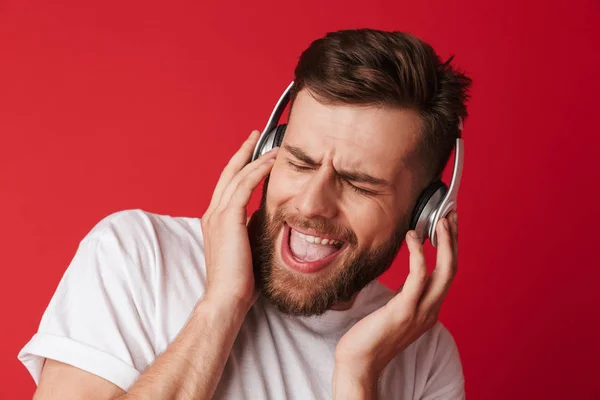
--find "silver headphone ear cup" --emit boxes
[273,124,287,148]
[253,129,276,161]
[252,124,287,162]
[411,182,448,243]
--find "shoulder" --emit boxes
[366,282,465,398]
[413,321,465,398]
[381,321,464,398]
[416,321,461,361]
[82,209,204,268]
[18,210,206,389]
[71,208,207,308]
[85,208,203,250]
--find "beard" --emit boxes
[249,178,410,317]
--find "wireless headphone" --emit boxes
[252,81,464,248]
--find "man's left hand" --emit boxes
[333,211,459,398]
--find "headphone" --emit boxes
[252,81,464,248]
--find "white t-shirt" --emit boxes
[18,209,465,399]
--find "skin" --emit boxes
[32,88,459,400]
[250,89,423,316]
[269,89,421,256]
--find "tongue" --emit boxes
[289,229,339,262]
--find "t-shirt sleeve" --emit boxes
[18,210,159,391]
[419,322,466,400]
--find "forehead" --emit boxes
[285,90,422,178]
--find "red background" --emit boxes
[1,1,599,399]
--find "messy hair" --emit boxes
[290,28,472,181]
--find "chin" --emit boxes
[251,206,396,317]
[256,228,351,317]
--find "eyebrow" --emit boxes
[283,144,389,186]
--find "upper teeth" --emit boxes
[295,230,341,246]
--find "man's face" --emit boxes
[250,89,424,316]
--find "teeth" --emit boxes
[293,229,341,247]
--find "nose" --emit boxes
[292,167,339,220]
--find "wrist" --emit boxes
[193,292,250,331]
[332,362,379,400]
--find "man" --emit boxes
[19,28,471,399]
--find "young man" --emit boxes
[20,28,471,399]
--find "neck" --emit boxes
[329,292,360,311]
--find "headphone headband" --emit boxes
[428,136,463,246]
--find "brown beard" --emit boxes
[249,178,409,317]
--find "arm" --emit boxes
[34,361,125,400]
[31,130,279,400]
[333,212,460,400]
[34,297,248,400]
[332,363,378,400]
[115,296,248,400]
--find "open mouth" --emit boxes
[280,223,347,274]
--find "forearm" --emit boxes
[332,363,378,400]
[332,362,378,400]
[117,296,248,400]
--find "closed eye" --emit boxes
[345,181,377,196]
[287,161,314,171]
[288,160,377,196]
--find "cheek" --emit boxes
[344,202,398,247]
[266,164,300,206]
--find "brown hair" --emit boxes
[290,28,472,182]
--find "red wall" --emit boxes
[2,1,599,398]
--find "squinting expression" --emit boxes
[250,89,425,316]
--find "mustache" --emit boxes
[271,208,358,247]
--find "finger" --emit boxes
[205,130,261,217]
[418,216,456,311]
[216,147,278,210]
[449,211,458,259]
[207,129,260,215]
[222,151,278,210]
[217,148,279,211]
[390,231,429,310]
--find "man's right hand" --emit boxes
[200,129,279,313]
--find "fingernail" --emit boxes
[409,231,418,239]
[451,212,458,224]
[443,218,449,231]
